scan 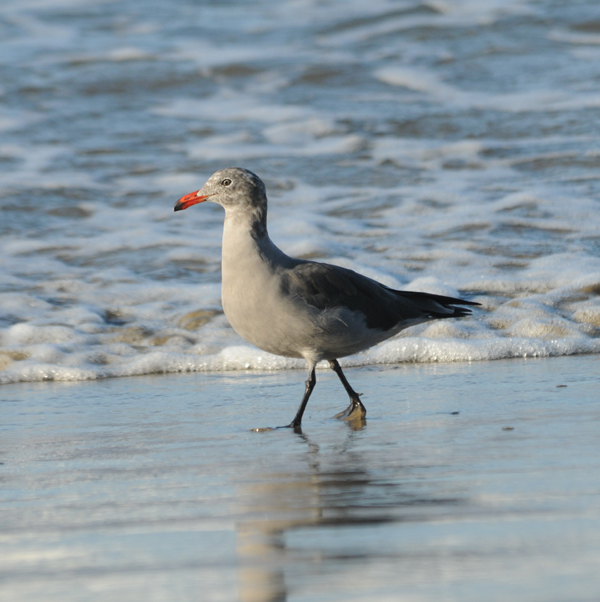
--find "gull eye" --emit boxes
[221,178,232,186]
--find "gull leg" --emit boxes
[252,364,316,432]
[329,359,367,421]
[286,364,317,430]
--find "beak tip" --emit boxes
[174,191,210,213]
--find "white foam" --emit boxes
[185,131,365,161]
[0,109,44,132]
[152,96,313,124]
[166,40,292,70]
[62,47,155,64]
[549,29,600,46]
[374,66,600,112]
[375,67,457,96]
[319,0,535,48]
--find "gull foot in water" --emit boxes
[251,424,303,433]
[333,397,367,421]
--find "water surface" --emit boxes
[2,356,600,601]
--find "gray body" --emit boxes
[222,220,427,364]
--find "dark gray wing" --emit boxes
[280,261,478,331]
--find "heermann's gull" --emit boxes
[174,167,478,430]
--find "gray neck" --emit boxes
[221,208,296,276]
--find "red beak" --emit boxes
[174,191,212,212]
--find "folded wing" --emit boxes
[280,261,478,331]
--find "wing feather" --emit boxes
[280,262,478,331]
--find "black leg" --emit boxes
[286,364,317,430]
[329,359,367,421]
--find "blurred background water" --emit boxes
[1,0,600,382]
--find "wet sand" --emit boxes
[2,355,600,602]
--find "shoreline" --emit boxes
[2,343,600,387]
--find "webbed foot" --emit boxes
[333,397,367,421]
[251,423,302,433]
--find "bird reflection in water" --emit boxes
[236,431,321,602]
[234,423,417,602]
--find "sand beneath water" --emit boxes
[2,354,600,602]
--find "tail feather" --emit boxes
[390,289,480,320]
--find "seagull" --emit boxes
[174,167,478,430]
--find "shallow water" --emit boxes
[1,0,600,381]
[2,356,600,601]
